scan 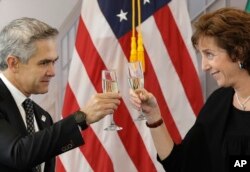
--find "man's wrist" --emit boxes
[73,110,89,130]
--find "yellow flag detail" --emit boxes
[129,0,145,72]
[130,36,137,62]
[137,33,145,71]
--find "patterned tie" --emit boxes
[22,98,41,172]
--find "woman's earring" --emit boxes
[238,61,244,69]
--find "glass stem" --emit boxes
[110,114,115,125]
[139,108,143,115]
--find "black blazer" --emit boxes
[159,87,235,172]
[0,79,84,172]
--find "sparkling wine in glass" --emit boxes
[128,61,146,121]
[102,69,122,131]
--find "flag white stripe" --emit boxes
[68,51,93,104]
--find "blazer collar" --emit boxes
[33,106,50,130]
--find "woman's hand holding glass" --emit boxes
[129,88,162,124]
[128,61,146,121]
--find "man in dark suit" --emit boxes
[0,17,121,172]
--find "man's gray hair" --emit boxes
[0,17,58,70]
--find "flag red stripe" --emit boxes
[76,16,157,172]
[118,34,182,143]
[154,5,203,116]
[56,157,66,172]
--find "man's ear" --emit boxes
[6,56,19,72]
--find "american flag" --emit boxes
[56,0,203,171]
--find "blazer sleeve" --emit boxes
[157,123,211,172]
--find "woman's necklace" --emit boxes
[235,92,250,110]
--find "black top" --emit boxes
[222,106,250,171]
[158,87,250,172]
[223,106,250,156]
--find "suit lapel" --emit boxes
[33,103,52,130]
[34,109,49,130]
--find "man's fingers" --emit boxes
[97,92,121,99]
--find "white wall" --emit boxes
[0,0,80,30]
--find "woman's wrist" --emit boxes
[145,111,163,128]
[145,111,162,123]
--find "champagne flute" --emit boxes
[128,61,146,121]
[102,69,122,131]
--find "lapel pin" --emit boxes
[41,115,46,122]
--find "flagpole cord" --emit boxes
[130,0,137,62]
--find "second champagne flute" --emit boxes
[102,69,123,131]
[128,61,146,121]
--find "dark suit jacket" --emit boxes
[159,87,235,172]
[0,79,84,172]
